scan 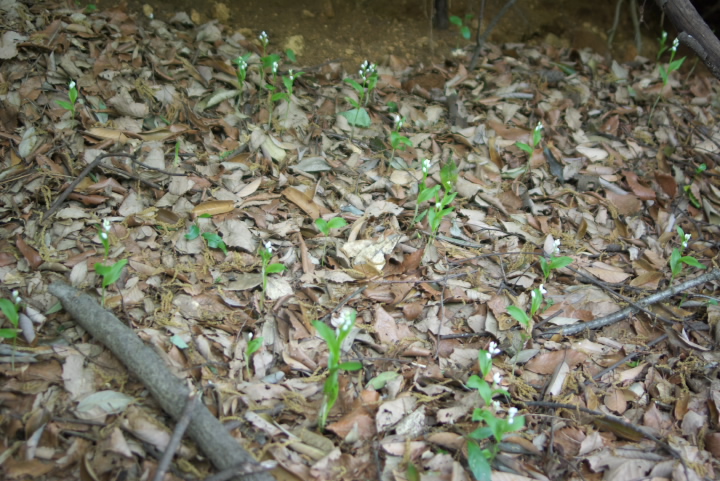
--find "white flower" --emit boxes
[488,341,501,355]
[99,231,108,241]
[493,372,502,386]
[508,407,518,424]
[672,38,679,52]
[492,401,501,412]
[485,351,492,361]
[539,284,547,295]
[422,159,431,173]
[435,202,441,209]
[661,31,668,42]
[535,121,543,132]
[12,290,21,305]
[531,290,537,299]
[337,309,356,335]
[69,80,76,90]
[259,31,268,44]
[102,219,111,232]
[553,239,561,255]
[264,241,273,253]
[272,61,278,74]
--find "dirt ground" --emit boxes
[93,0,663,69]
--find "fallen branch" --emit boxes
[47,281,274,481]
[540,268,720,336]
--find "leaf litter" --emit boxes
[1,1,720,480]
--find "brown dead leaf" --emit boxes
[525,350,587,375]
[16,235,42,269]
[192,200,235,216]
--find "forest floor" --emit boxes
[1,1,720,481]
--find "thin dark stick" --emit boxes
[469,0,519,70]
[589,334,668,383]
[152,392,200,481]
[320,286,367,323]
[524,401,685,467]
[41,153,111,224]
[566,266,675,325]
[541,269,720,336]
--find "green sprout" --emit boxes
[466,342,525,481]
[259,241,286,311]
[506,284,547,331]
[0,290,21,340]
[245,334,264,379]
[649,34,686,124]
[669,226,706,283]
[312,309,363,429]
[418,157,458,241]
[315,216,347,264]
[539,239,573,282]
[340,60,378,130]
[56,80,78,119]
[94,219,127,307]
[233,53,252,93]
[185,218,228,255]
[413,159,433,224]
[389,115,413,167]
[450,14,473,39]
[271,69,304,121]
[0,290,22,367]
[516,121,544,155]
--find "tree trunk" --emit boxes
[655,0,720,80]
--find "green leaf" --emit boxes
[449,15,462,26]
[95,259,128,288]
[285,48,296,62]
[185,224,200,240]
[418,184,441,204]
[549,256,573,271]
[312,320,337,346]
[339,361,363,371]
[0,328,19,339]
[469,425,493,440]
[515,141,533,154]
[340,108,371,127]
[367,371,400,390]
[0,299,19,326]
[327,217,347,230]
[55,100,74,111]
[271,92,288,102]
[406,462,420,481]
[261,53,281,69]
[440,157,459,191]
[387,101,399,113]
[202,232,228,254]
[506,305,531,328]
[530,288,543,316]
[669,248,683,277]
[680,256,706,269]
[315,218,329,235]
[478,351,492,377]
[266,263,286,274]
[461,26,471,40]
[467,374,485,390]
[467,441,492,481]
[246,337,264,356]
[344,78,363,94]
